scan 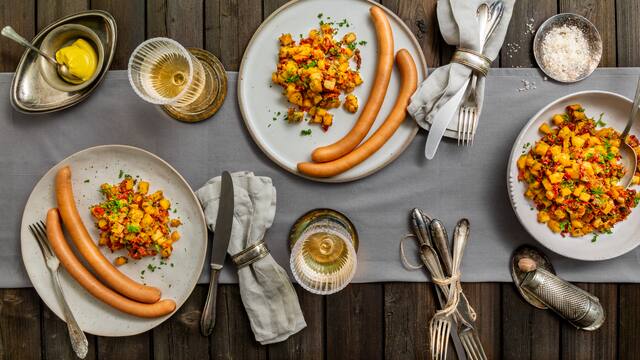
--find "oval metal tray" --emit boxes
[10,10,117,113]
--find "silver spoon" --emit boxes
[619,77,640,188]
[1,25,82,83]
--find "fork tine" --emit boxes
[463,108,469,146]
[470,109,478,146]
[35,221,56,257]
[457,107,463,146]
[29,223,51,260]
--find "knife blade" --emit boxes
[424,80,469,159]
[200,171,234,336]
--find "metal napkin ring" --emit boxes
[231,240,270,268]
[450,48,491,76]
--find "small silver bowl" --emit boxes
[38,24,104,92]
[533,13,602,83]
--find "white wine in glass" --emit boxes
[128,37,226,122]
[289,209,358,295]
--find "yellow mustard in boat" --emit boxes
[55,38,97,83]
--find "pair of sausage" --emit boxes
[298,6,418,178]
[47,166,175,318]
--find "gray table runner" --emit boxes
[3,68,640,288]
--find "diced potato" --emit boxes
[138,181,149,194]
[539,123,552,134]
[579,192,591,202]
[538,211,550,223]
[549,172,564,184]
[114,256,128,266]
[534,142,550,156]
[159,199,171,210]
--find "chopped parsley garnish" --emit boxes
[118,169,124,178]
[591,234,598,243]
[303,60,317,69]
[347,42,357,51]
[635,197,640,206]
[337,18,350,27]
[358,40,367,46]
[285,74,300,83]
[591,187,604,195]
[595,113,607,127]
[317,13,323,18]
[559,220,571,232]
[147,264,157,272]
[300,129,312,136]
[127,224,140,233]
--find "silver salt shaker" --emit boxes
[510,245,605,331]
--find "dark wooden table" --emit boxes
[1,0,639,359]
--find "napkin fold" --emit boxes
[407,0,514,131]
[196,171,306,345]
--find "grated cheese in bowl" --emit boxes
[540,24,590,82]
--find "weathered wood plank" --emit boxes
[384,282,433,359]
[561,283,617,360]
[210,285,267,360]
[205,0,262,71]
[326,284,384,360]
[152,285,209,360]
[42,306,97,360]
[147,0,204,48]
[619,284,640,360]
[502,283,560,359]
[616,0,640,67]
[0,289,41,360]
[0,0,35,72]
[267,286,324,360]
[263,0,288,19]
[381,0,441,69]
[462,283,501,359]
[36,0,89,32]
[90,0,145,70]
[559,0,616,67]
[97,332,151,360]
[500,0,556,67]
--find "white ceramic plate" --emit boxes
[21,145,207,336]
[238,0,427,182]
[507,91,640,261]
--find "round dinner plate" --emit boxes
[21,145,207,336]
[238,0,427,182]
[507,91,640,261]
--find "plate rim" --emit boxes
[237,0,427,183]
[20,144,208,336]
[506,90,639,261]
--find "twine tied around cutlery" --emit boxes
[399,234,476,320]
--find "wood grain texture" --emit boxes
[42,306,97,360]
[619,284,640,360]
[147,0,204,48]
[500,0,557,67]
[267,286,324,360]
[326,284,384,360]
[381,0,441,69]
[0,0,35,72]
[263,0,288,19]
[0,289,41,360]
[559,0,616,67]
[502,283,560,359]
[560,283,617,360]
[97,332,151,360]
[616,0,640,67]
[210,285,267,360]
[90,0,145,70]
[36,0,89,32]
[462,283,501,359]
[205,0,262,71]
[153,286,209,360]
[384,282,433,360]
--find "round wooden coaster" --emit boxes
[162,48,227,123]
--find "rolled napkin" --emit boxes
[407,0,514,138]
[196,171,306,344]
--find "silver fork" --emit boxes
[457,1,504,146]
[29,221,88,359]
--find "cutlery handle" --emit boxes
[429,219,453,276]
[200,267,221,336]
[52,270,88,359]
[1,26,57,64]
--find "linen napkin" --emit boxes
[196,171,306,344]
[407,0,515,132]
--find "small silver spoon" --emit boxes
[619,77,640,188]
[1,25,82,83]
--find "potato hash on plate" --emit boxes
[517,104,640,238]
[90,176,182,262]
[272,22,364,131]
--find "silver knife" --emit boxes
[200,171,234,336]
[424,81,469,159]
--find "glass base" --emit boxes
[288,208,359,252]
[161,48,227,123]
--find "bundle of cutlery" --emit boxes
[407,209,487,360]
